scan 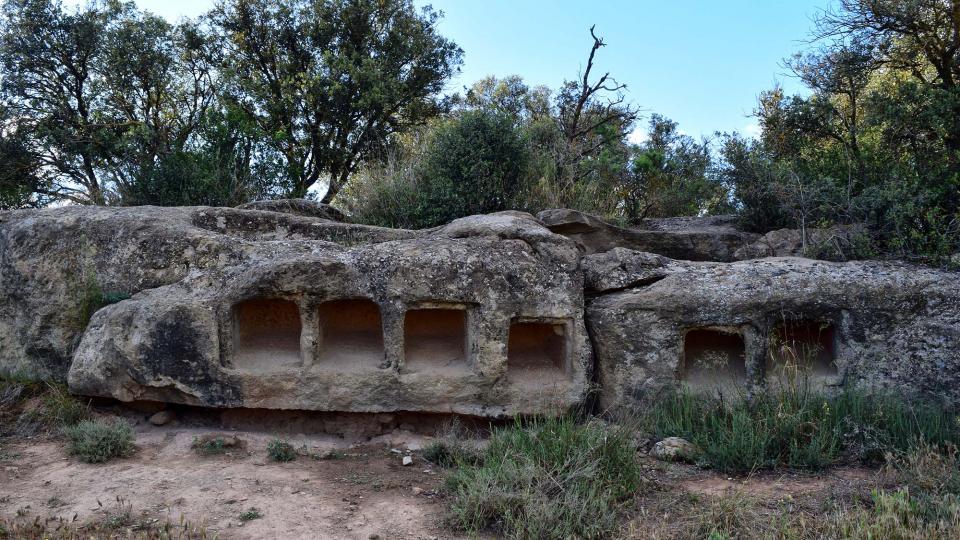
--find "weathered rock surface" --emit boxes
[649,437,700,462]
[24,209,592,416]
[537,209,759,261]
[2,205,958,418]
[236,198,349,222]
[733,224,869,261]
[587,253,960,413]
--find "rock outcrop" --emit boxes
[1,204,958,417]
[586,254,960,414]
[538,209,759,261]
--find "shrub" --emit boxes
[192,436,227,456]
[344,110,528,229]
[63,419,135,463]
[645,387,960,474]
[445,415,644,539]
[266,438,296,462]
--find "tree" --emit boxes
[623,115,724,221]
[0,106,46,209]
[0,0,231,206]
[0,0,120,204]
[413,110,527,228]
[814,0,960,169]
[553,26,639,196]
[212,0,462,203]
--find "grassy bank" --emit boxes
[644,387,959,473]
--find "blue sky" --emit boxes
[71,0,831,141]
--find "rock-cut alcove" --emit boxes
[232,298,303,371]
[507,320,569,384]
[680,328,747,390]
[403,308,469,373]
[317,299,385,370]
[767,320,837,381]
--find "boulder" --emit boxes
[2,204,959,420]
[649,437,700,462]
[586,254,960,414]
[537,209,759,262]
[33,207,593,417]
[148,410,175,426]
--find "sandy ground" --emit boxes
[0,415,881,540]
[0,424,463,539]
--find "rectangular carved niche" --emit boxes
[507,320,569,384]
[317,299,385,370]
[404,307,468,373]
[232,298,302,371]
[768,320,837,381]
[681,328,747,390]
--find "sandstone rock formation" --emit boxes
[538,209,759,261]
[1,206,591,416]
[1,204,958,418]
[587,254,960,414]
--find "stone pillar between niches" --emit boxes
[742,324,767,399]
[300,298,319,368]
[380,302,405,371]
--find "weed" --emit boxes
[0,497,213,538]
[644,387,959,473]
[63,419,135,463]
[266,438,296,462]
[239,507,262,522]
[192,436,227,456]
[74,273,130,332]
[38,382,90,428]
[445,415,644,539]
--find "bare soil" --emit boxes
[0,408,882,540]
[0,424,463,539]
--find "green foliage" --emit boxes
[645,388,960,474]
[238,508,262,522]
[191,436,227,456]
[625,114,730,221]
[63,419,135,464]
[414,110,528,228]
[345,110,528,228]
[37,383,89,428]
[445,415,644,539]
[717,1,960,262]
[74,274,130,332]
[422,439,480,468]
[266,438,296,462]
[212,0,462,202]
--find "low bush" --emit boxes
[645,386,960,474]
[266,438,296,462]
[445,415,644,539]
[63,419,135,463]
[192,436,226,456]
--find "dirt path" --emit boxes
[0,426,462,539]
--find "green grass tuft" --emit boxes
[445,415,644,539]
[266,438,296,462]
[238,507,262,522]
[191,436,227,456]
[63,419,135,463]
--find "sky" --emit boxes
[70,0,832,141]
